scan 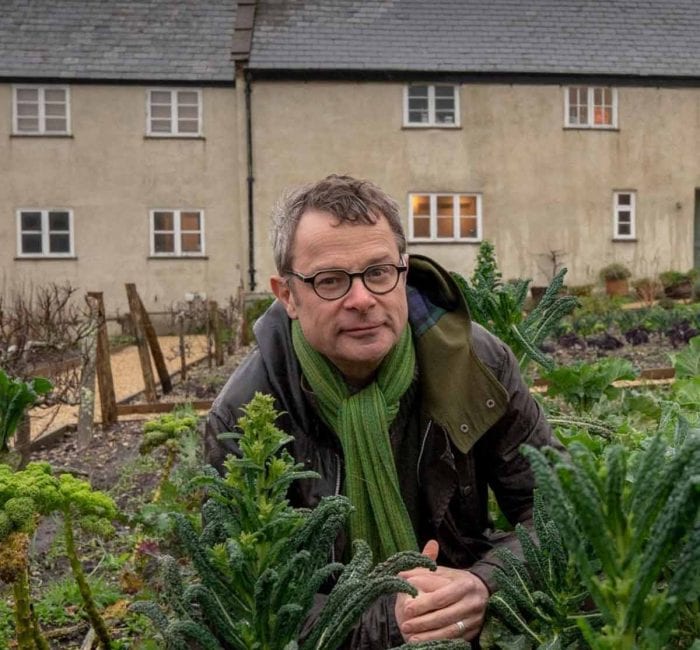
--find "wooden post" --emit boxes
[15,415,31,468]
[77,294,99,448]
[206,299,213,369]
[125,283,157,402]
[209,300,224,366]
[137,293,172,394]
[88,292,117,425]
[177,312,187,381]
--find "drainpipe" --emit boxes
[245,70,256,291]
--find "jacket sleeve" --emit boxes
[468,332,561,592]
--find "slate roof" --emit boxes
[250,0,700,79]
[0,1,236,82]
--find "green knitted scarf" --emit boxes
[291,319,418,561]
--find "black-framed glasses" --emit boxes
[285,262,408,300]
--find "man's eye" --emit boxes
[316,274,343,287]
[366,265,391,280]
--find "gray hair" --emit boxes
[270,174,406,272]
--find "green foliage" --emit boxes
[140,406,200,455]
[245,296,275,343]
[0,370,52,451]
[34,575,121,627]
[483,493,594,649]
[599,263,631,281]
[133,393,465,650]
[670,335,700,379]
[453,241,578,372]
[541,358,638,414]
[520,426,700,650]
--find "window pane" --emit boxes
[617,194,631,206]
[45,118,67,132]
[151,119,171,133]
[181,232,201,252]
[44,102,65,116]
[151,91,171,104]
[408,86,429,99]
[153,211,174,231]
[594,107,611,125]
[460,217,477,238]
[411,195,430,217]
[178,105,198,119]
[435,110,455,124]
[49,233,70,253]
[412,217,430,238]
[22,234,42,254]
[177,119,198,133]
[21,212,42,230]
[459,195,476,216]
[436,216,453,238]
[44,88,66,102]
[180,212,201,230]
[434,86,454,100]
[618,223,631,236]
[154,233,175,253]
[17,117,39,131]
[436,196,453,217]
[408,110,429,123]
[16,88,38,102]
[49,211,70,230]
[17,102,39,116]
[177,91,198,105]
[594,88,603,105]
[618,211,631,223]
[151,105,170,119]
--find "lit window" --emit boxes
[408,193,481,241]
[613,191,636,240]
[404,85,459,127]
[150,210,204,256]
[565,87,617,128]
[13,86,70,135]
[147,89,202,136]
[16,209,74,257]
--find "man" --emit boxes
[206,174,555,648]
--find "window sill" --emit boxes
[612,238,637,243]
[14,255,77,260]
[563,126,619,132]
[148,255,209,260]
[408,239,481,244]
[10,133,73,138]
[402,124,461,130]
[144,135,206,141]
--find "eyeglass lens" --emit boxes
[314,264,400,299]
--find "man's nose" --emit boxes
[342,275,376,308]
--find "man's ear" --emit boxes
[270,275,298,319]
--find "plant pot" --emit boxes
[663,280,692,299]
[605,278,629,297]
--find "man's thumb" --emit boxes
[421,539,439,561]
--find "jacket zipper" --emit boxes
[417,420,432,487]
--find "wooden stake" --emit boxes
[87,292,117,425]
[125,283,157,402]
[209,300,224,366]
[137,293,172,394]
[177,313,187,381]
[77,294,99,449]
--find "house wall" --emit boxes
[249,80,698,289]
[0,83,242,316]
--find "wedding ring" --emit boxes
[455,620,466,635]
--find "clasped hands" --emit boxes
[395,540,489,643]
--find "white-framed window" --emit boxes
[147,89,202,136]
[150,209,205,256]
[565,86,617,128]
[13,86,70,135]
[404,84,459,127]
[613,191,636,239]
[408,193,481,242]
[16,209,74,257]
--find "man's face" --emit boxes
[271,209,409,385]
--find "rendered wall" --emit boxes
[0,84,242,315]
[248,80,698,289]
